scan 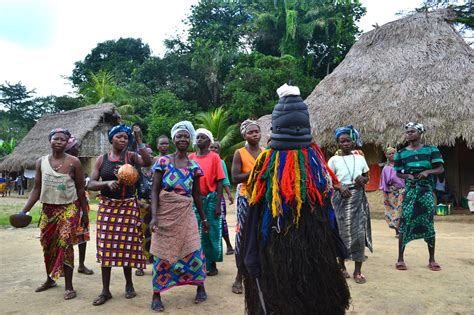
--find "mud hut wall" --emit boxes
[79,124,112,157]
[458,143,474,197]
[439,145,459,197]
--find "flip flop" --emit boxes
[353,273,367,284]
[206,269,218,276]
[35,281,57,292]
[232,282,243,294]
[78,267,94,275]
[194,290,207,304]
[151,299,165,312]
[135,268,145,276]
[64,290,77,300]
[428,261,441,271]
[125,286,137,299]
[92,293,113,306]
[395,261,407,270]
[226,248,235,255]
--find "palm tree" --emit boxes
[195,107,243,164]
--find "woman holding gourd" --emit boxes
[88,124,152,306]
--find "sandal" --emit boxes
[395,261,407,270]
[428,261,441,271]
[151,298,165,312]
[35,280,57,292]
[232,282,243,294]
[64,289,77,300]
[125,286,137,299]
[206,269,218,276]
[226,248,235,255]
[341,269,350,278]
[78,266,94,275]
[195,290,207,304]
[92,293,113,306]
[353,273,367,284]
[135,268,145,276]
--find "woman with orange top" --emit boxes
[231,119,263,294]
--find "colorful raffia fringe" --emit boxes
[247,144,338,227]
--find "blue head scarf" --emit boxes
[171,121,196,143]
[335,125,362,147]
[108,124,133,144]
[48,128,71,141]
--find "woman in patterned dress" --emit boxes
[88,124,152,306]
[149,121,210,312]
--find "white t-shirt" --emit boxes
[327,154,370,186]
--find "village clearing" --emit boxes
[0,196,473,314]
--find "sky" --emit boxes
[0,0,425,97]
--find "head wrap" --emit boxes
[108,124,133,144]
[405,122,425,133]
[334,125,362,147]
[270,84,312,150]
[171,121,196,142]
[65,135,78,151]
[240,119,260,138]
[48,128,71,141]
[195,128,214,144]
[385,147,397,155]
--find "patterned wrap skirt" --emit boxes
[383,188,404,230]
[151,190,206,293]
[221,197,229,237]
[138,199,152,262]
[332,187,373,262]
[194,191,223,269]
[400,179,436,247]
[96,196,146,269]
[235,194,249,269]
[39,203,79,280]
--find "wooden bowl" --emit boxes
[10,213,32,228]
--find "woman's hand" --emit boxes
[340,185,352,198]
[149,218,157,233]
[354,175,367,187]
[227,193,234,205]
[202,220,210,234]
[214,204,221,218]
[133,125,143,144]
[416,171,430,179]
[106,180,119,191]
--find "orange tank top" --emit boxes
[239,147,261,196]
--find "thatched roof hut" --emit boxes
[305,9,473,149]
[0,103,121,172]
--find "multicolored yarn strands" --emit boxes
[248,143,338,231]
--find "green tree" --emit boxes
[70,37,151,86]
[195,107,243,163]
[224,52,317,121]
[0,81,36,125]
[146,90,196,144]
[0,138,17,158]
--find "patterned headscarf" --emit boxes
[334,125,362,147]
[65,135,78,151]
[405,122,425,133]
[240,119,260,138]
[171,121,196,142]
[48,128,71,141]
[108,124,133,144]
[195,128,214,144]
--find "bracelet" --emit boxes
[137,143,145,150]
[201,219,208,223]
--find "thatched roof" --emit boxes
[257,114,272,147]
[0,103,121,171]
[305,9,474,149]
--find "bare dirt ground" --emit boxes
[0,195,473,314]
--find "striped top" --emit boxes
[393,145,443,174]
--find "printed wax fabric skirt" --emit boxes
[72,200,90,245]
[383,188,404,230]
[235,194,249,269]
[221,197,229,237]
[151,190,205,292]
[138,199,152,262]
[96,196,146,269]
[194,191,223,269]
[332,187,373,262]
[400,179,436,247]
[39,203,79,280]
